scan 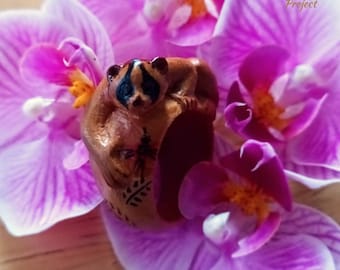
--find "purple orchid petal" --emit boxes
[287,93,340,171]
[0,12,70,148]
[43,0,114,69]
[0,133,102,236]
[240,234,335,270]
[168,15,216,46]
[179,162,228,219]
[279,204,340,266]
[239,46,289,91]
[225,82,277,142]
[313,42,340,80]
[232,212,281,258]
[21,44,74,85]
[79,0,159,62]
[201,0,340,89]
[58,38,103,85]
[63,140,89,170]
[221,140,292,211]
[281,92,328,138]
[285,164,340,189]
[101,204,220,270]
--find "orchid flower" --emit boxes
[199,0,340,188]
[101,140,340,269]
[0,0,114,236]
[79,0,224,62]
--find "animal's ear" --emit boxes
[151,57,168,75]
[107,65,121,82]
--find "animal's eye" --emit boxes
[107,65,121,82]
[142,78,160,103]
[116,80,134,107]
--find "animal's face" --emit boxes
[107,57,169,114]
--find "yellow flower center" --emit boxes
[68,70,95,109]
[252,87,288,130]
[184,0,207,19]
[223,181,272,222]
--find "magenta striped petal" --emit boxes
[43,0,114,69]
[202,0,340,89]
[0,133,102,236]
[279,204,340,267]
[0,11,70,148]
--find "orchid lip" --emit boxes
[58,37,103,85]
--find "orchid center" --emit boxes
[184,0,208,19]
[252,87,288,130]
[68,70,95,109]
[223,181,272,222]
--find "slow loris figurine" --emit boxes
[82,57,219,189]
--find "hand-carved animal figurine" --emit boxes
[81,57,218,227]
[106,57,219,117]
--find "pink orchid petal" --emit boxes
[0,133,102,236]
[43,0,114,69]
[242,234,335,270]
[221,140,292,211]
[313,42,340,80]
[63,140,89,170]
[179,162,228,219]
[287,91,340,171]
[79,0,156,62]
[225,82,277,142]
[101,204,219,270]
[285,164,340,189]
[0,11,70,93]
[232,212,281,258]
[0,12,70,148]
[203,0,340,89]
[239,46,289,91]
[21,44,74,85]
[281,93,327,138]
[169,15,216,46]
[279,204,340,266]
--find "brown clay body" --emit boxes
[82,57,218,228]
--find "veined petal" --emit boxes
[285,165,340,189]
[43,0,114,69]
[239,234,335,270]
[0,11,70,148]
[179,162,228,219]
[0,132,102,236]
[239,46,289,91]
[63,140,89,170]
[79,0,153,62]
[21,44,74,85]
[232,212,281,258]
[0,11,70,94]
[279,204,340,267]
[221,140,292,210]
[203,0,340,88]
[101,204,219,270]
[168,15,216,46]
[287,89,340,171]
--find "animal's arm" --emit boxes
[166,58,198,96]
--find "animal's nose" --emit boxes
[132,96,144,107]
